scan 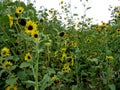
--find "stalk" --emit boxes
[35,42,39,90]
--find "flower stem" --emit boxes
[35,42,39,90]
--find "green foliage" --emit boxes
[0,0,120,90]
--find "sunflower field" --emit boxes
[0,0,120,90]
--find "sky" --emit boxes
[14,0,120,24]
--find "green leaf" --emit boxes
[108,84,116,90]
[6,77,18,85]
[20,62,31,68]
[47,68,55,75]
[72,85,77,90]
[40,74,52,90]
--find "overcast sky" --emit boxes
[15,0,120,24]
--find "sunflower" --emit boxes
[62,63,71,72]
[67,57,74,66]
[31,30,39,41]
[116,28,120,33]
[16,7,24,14]
[18,18,26,26]
[5,85,17,90]
[25,20,37,34]
[106,56,114,60]
[24,53,32,62]
[2,61,13,70]
[61,52,67,62]
[85,38,91,43]
[59,32,65,37]
[1,47,10,57]
[7,14,13,28]
[71,41,77,47]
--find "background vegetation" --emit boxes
[0,0,120,90]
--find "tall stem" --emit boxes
[35,42,39,90]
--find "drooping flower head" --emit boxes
[1,47,10,57]
[2,61,13,70]
[5,85,17,90]
[25,20,37,34]
[7,14,13,28]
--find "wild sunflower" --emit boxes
[16,7,24,14]
[7,14,13,28]
[25,20,37,34]
[116,28,120,33]
[106,55,114,60]
[62,63,71,72]
[59,32,65,37]
[31,30,39,41]
[85,38,91,43]
[67,57,74,66]
[2,61,13,70]
[18,18,26,26]
[71,41,77,47]
[61,52,67,62]
[5,85,17,90]
[1,47,10,57]
[24,53,32,62]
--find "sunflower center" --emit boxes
[19,10,21,12]
[28,25,33,30]
[27,56,31,59]
[34,34,38,38]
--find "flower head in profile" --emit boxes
[7,14,13,28]
[24,52,32,62]
[67,57,74,66]
[2,61,13,70]
[16,7,24,14]
[106,55,114,60]
[51,75,61,85]
[5,85,17,90]
[31,30,39,41]
[1,47,10,57]
[61,52,67,62]
[25,20,37,34]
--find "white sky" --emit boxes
[15,0,120,24]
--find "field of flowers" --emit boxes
[0,0,120,90]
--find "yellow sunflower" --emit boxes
[24,53,32,62]
[85,38,91,43]
[2,61,13,70]
[6,85,17,90]
[116,28,120,33]
[67,57,74,66]
[106,56,114,60]
[31,30,39,41]
[1,47,10,57]
[16,7,24,14]
[62,63,71,72]
[61,52,67,62]
[7,14,13,28]
[25,20,37,34]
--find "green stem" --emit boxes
[35,42,39,90]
